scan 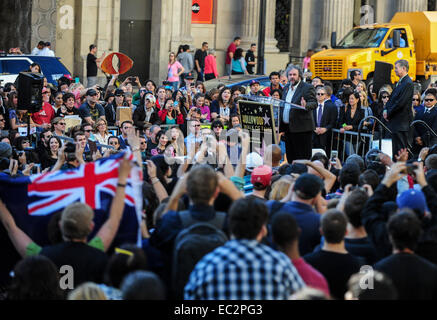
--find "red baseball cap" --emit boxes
[251,165,273,187]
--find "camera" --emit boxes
[162,81,171,86]
[31,163,40,175]
[65,142,77,162]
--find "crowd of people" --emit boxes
[0,38,437,301]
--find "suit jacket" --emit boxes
[132,106,161,129]
[385,75,414,132]
[280,81,317,133]
[313,100,338,131]
[414,106,437,145]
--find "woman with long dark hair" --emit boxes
[158,98,184,125]
[41,136,62,170]
[210,87,237,124]
[231,48,248,75]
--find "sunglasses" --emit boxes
[213,125,223,129]
[317,93,326,96]
[116,94,124,97]
[194,124,201,127]
[57,122,66,125]
[109,141,119,145]
[413,98,419,101]
[84,129,92,132]
[425,99,435,102]
[382,96,389,99]
[0,119,5,122]
[22,140,29,144]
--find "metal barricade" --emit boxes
[330,129,374,163]
[410,120,437,148]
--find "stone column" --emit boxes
[396,0,427,12]
[265,0,279,53]
[170,0,193,53]
[317,0,354,48]
[240,0,260,49]
[241,0,278,52]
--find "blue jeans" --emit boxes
[169,81,179,92]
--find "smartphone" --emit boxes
[75,77,80,84]
[330,150,338,164]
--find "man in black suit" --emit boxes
[313,85,338,158]
[383,60,414,160]
[414,88,437,149]
[280,65,317,162]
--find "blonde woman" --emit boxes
[68,282,107,300]
[94,118,110,146]
[269,176,296,201]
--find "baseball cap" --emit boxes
[246,152,263,172]
[396,189,428,215]
[293,173,324,199]
[0,142,12,158]
[145,94,156,104]
[86,88,98,96]
[186,73,195,80]
[251,165,273,187]
[250,80,260,86]
[114,88,124,96]
[60,203,94,239]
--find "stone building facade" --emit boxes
[3,0,434,86]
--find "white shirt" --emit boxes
[283,81,300,124]
[41,47,55,57]
[425,105,435,113]
[31,47,44,56]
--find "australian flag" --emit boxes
[0,152,143,266]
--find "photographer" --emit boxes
[14,136,39,166]
[51,142,85,172]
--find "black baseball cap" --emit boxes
[293,173,324,199]
[114,88,124,96]
[86,88,98,96]
[186,73,195,80]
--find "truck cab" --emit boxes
[310,23,416,87]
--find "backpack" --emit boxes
[171,210,228,299]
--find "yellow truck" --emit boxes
[310,11,437,88]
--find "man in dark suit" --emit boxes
[280,65,317,162]
[383,59,414,160]
[414,88,437,149]
[313,85,338,158]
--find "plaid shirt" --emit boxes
[184,239,305,300]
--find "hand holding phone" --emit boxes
[330,150,338,164]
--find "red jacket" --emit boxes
[158,109,184,124]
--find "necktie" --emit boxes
[317,104,323,127]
